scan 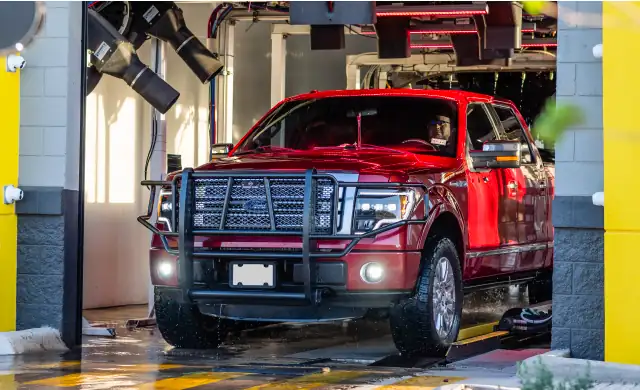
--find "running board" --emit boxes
[446,301,552,363]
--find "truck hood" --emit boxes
[188,150,457,178]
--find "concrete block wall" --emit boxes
[16,1,83,345]
[552,1,604,360]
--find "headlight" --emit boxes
[158,190,173,230]
[353,189,418,234]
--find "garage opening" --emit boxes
[77,0,556,364]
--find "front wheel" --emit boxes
[390,237,463,357]
[154,288,230,349]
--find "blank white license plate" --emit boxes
[231,263,275,288]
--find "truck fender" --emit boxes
[417,185,467,258]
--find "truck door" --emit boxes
[464,103,517,277]
[490,103,547,271]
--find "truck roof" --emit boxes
[285,88,511,105]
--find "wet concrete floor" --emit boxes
[0,287,548,389]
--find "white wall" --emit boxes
[165,3,215,168]
[81,2,375,309]
[82,45,153,309]
[82,4,215,309]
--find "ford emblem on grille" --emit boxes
[243,198,268,212]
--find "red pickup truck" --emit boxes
[139,89,554,357]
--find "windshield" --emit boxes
[234,96,459,157]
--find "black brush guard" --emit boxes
[138,168,428,304]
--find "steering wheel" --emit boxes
[401,139,436,150]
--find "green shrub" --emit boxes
[530,98,585,148]
[517,357,594,390]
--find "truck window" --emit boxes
[466,104,498,150]
[492,105,536,164]
[235,96,459,158]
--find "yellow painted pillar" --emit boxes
[603,2,640,364]
[0,56,20,332]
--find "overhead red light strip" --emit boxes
[360,28,536,35]
[376,10,488,17]
[410,43,558,49]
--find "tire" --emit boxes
[390,237,463,357]
[154,288,230,349]
[528,271,552,304]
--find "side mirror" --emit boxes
[210,143,233,159]
[469,140,521,169]
[167,154,182,173]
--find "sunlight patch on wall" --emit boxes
[84,93,107,204]
[108,97,137,204]
[197,106,210,166]
[85,93,97,204]
[172,103,196,168]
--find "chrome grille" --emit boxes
[192,177,336,233]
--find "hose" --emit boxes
[207,4,225,151]
[519,308,552,325]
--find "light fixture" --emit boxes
[360,262,385,284]
[158,262,173,278]
[353,189,417,233]
[593,43,602,59]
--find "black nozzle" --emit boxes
[87,9,180,113]
[123,58,180,114]
[146,7,224,84]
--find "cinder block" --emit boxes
[552,294,604,329]
[576,63,603,96]
[44,68,69,97]
[20,97,67,127]
[20,68,45,97]
[574,129,603,162]
[557,29,602,63]
[571,329,604,361]
[555,161,603,196]
[21,37,69,67]
[43,127,67,156]
[554,228,604,263]
[572,263,604,295]
[44,7,70,38]
[551,327,571,351]
[45,1,70,8]
[17,215,65,246]
[16,303,63,331]
[556,63,576,96]
[18,244,64,276]
[19,127,44,156]
[577,1,603,23]
[557,1,578,30]
[17,274,64,305]
[554,130,575,162]
[553,263,573,295]
[18,155,66,187]
[556,95,602,130]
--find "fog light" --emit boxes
[158,262,173,278]
[360,262,385,284]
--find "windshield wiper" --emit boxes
[357,144,405,154]
[234,145,296,156]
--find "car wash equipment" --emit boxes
[126,2,224,84]
[87,8,180,114]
